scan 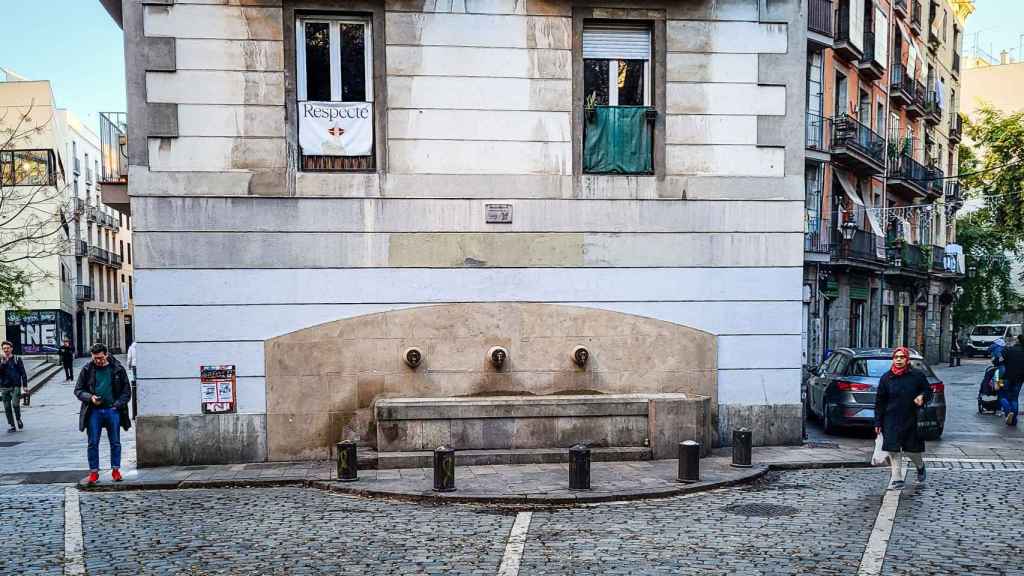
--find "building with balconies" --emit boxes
[804,0,969,367]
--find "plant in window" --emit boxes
[0,103,70,309]
[584,92,598,123]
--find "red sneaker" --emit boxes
[111,469,123,482]
[85,471,99,485]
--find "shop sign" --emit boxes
[200,365,237,414]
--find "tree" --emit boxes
[964,106,1024,244]
[0,102,70,310]
[953,131,1022,330]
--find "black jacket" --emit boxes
[60,344,75,365]
[74,357,132,432]
[875,368,933,453]
[1002,343,1024,385]
[0,355,27,388]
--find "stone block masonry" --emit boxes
[127,0,806,465]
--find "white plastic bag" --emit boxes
[871,434,888,466]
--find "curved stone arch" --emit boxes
[264,303,717,461]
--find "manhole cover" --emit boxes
[0,442,22,447]
[722,503,799,518]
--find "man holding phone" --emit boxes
[74,343,132,484]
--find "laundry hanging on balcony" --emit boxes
[583,106,652,174]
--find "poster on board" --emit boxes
[200,365,237,414]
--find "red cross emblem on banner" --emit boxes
[328,127,345,137]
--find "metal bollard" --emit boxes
[677,440,701,483]
[336,441,358,482]
[731,428,753,468]
[433,445,456,492]
[568,444,591,490]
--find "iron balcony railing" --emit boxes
[808,0,833,37]
[75,285,93,302]
[806,217,832,254]
[99,112,128,184]
[931,245,946,271]
[924,90,942,119]
[891,64,916,100]
[900,243,929,272]
[88,246,109,264]
[945,181,963,214]
[927,165,944,195]
[832,114,886,166]
[894,0,908,14]
[806,113,832,152]
[832,228,885,262]
[73,156,80,175]
[912,80,927,109]
[862,31,876,63]
[73,239,88,258]
[110,252,123,268]
[835,1,851,43]
[890,153,929,185]
[949,114,963,141]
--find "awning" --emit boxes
[866,210,886,258]
[835,170,864,206]
[897,19,919,79]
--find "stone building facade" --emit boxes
[802,0,968,368]
[99,0,806,465]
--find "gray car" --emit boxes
[805,347,946,439]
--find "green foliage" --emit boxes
[954,210,1020,328]
[964,107,1024,241]
[0,264,30,311]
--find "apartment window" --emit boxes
[296,15,375,172]
[0,150,56,186]
[835,72,849,116]
[120,240,124,258]
[128,275,133,300]
[876,103,885,136]
[127,243,132,265]
[581,23,654,174]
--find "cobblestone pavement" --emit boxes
[521,468,888,575]
[0,484,66,576]
[8,464,1024,575]
[80,487,513,576]
[883,466,1024,576]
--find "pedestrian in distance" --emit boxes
[60,338,75,382]
[998,335,1024,426]
[0,341,28,432]
[74,343,132,484]
[875,347,932,490]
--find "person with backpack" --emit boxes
[0,341,28,432]
[74,343,132,483]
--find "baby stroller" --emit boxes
[979,365,1002,414]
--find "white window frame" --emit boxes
[296,16,373,103]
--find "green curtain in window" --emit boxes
[583,106,652,174]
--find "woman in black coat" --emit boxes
[874,346,933,490]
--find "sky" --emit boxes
[0,0,125,135]
[963,0,1024,63]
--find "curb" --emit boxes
[74,458,875,501]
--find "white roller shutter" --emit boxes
[875,9,888,66]
[583,24,652,60]
[850,0,865,52]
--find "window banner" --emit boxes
[298,101,373,156]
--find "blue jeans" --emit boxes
[999,381,1022,417]
[86,407,121,471]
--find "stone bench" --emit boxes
[374,393,711,461]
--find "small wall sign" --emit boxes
[485,203,513,224]
[200,365,237,414]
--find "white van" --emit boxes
[966,324,1024,357]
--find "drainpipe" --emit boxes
[880,0,895,348]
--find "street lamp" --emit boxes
[840,221,857,242]
[967,265,977,278]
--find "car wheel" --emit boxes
[822,403,835,435]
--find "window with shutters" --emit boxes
[295,15,374,172]
[581,23,654,175]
